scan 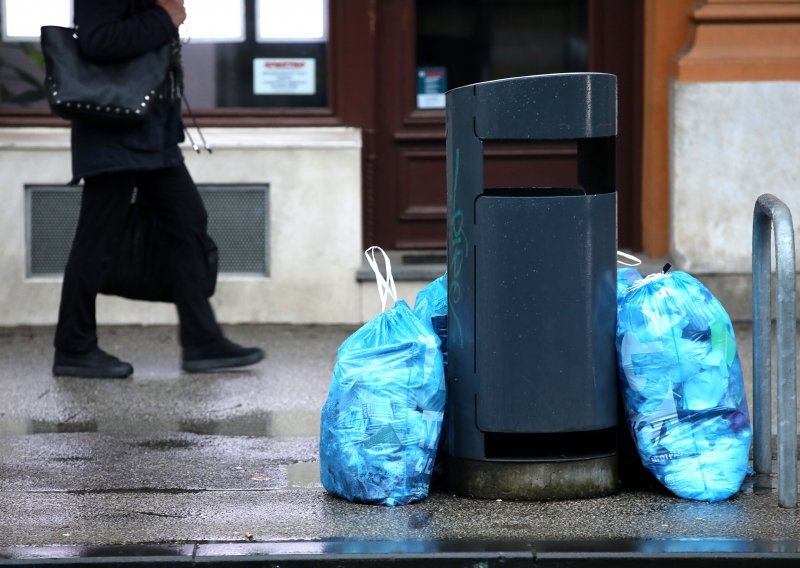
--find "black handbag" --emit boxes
[40,25,172,123]
[99,199,218,302]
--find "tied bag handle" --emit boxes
[365,246,397,313]
[617,251,642,267]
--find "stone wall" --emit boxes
[671,81,800,273]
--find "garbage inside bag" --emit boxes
[616,268,752,502]
[413,273,448,366]
[319,247,446,506]
[615,265,656,488]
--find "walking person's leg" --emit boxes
[137,164,264,371]
[53,172,137,378]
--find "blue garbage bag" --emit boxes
[413,273,449,483]
[617,266,642,297]
[320,248,446,506]
[616,269,752,502]
[413,273,448,366]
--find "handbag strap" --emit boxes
[365,246,397,313]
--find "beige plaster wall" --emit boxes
[0,127,363,326]
[670,81,800,274]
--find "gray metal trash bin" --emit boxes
[445,73,619,500]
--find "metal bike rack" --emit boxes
[752,193,797,508]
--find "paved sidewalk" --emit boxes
[0,323,799,565]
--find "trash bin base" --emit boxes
[447,455,618,500]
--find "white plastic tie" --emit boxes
[364,246,398,312]
[617,251,642,267]
[625,270,672,293]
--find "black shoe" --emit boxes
[53,347,133,379]
[182,338,264,373]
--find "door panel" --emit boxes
[397,147,447,221]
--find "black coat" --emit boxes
[70,0,185,183]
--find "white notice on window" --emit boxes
[253,58,316,95]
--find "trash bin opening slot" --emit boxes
[482,187,587,198]
[483,427,617,461]
[482,139,579,192]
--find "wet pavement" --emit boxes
[1,323,800,565]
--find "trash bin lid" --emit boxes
[448,72,617,141]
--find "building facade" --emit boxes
[0,0,797,325]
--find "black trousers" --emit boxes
[54,164,223,352]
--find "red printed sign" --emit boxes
[253,58,316,95]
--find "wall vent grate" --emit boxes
[26,184,270,277]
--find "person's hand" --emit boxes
[156,0,187,27]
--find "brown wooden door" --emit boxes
[370,0,445,249]
[366,0,642,251]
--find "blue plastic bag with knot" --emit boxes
[616,268,752,502]
[320,247,446,506]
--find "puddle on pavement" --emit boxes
[286,461,321,488]
[0,410,321,439]
[751,472,775,495]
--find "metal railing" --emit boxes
[752,193,797,508]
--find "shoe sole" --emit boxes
[52,365,133,379]
[182,350,264,373]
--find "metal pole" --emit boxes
[752,193,797,508]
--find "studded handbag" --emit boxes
[40,25,172,123]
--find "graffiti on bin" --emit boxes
[449,147,466,349]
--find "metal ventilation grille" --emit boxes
[27,187,82,276]
[200,185,269,275]
[26,185,269,277]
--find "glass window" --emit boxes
[257,0,327,42]
[1,0,71,41]
[181,0,246,42]
[0,0,330,114]
[182,0,329,109]
[416,0,587,108]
